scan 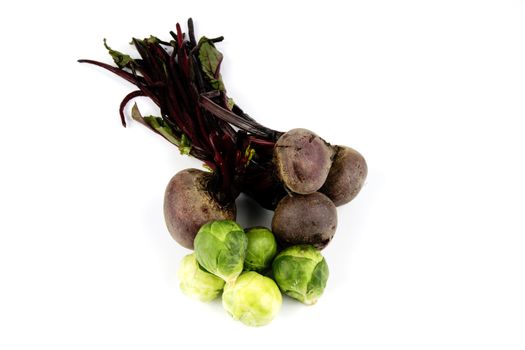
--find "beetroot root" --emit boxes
[320,146,367,206]
[271,192,337,250]
[164,169,236,249]
[274,128,334,195]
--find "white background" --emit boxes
[1,1,524,349]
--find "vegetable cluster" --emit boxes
[80,19,367,327]
[178,220,328,326]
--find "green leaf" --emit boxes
[226,97,235,111]
[198,37,225,91]
[143,116,179,145]
[244,145,256,166]
[202,163,213,172]
[131,103,152,128]
[104,39,134,68]
[179,134,192,155]
[131,105,192,155]
[145,35,159,44]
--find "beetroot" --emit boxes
[321,146,367,206]
[272,192,337,250]
[164,169,235,249]
[274,129,334,195]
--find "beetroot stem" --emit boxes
[79,20,285,207]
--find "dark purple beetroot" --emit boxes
[164,169,236,249]
[274,129,334,195]
[320,146,367,206]
[271,192,337,250]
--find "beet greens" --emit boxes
[79,19,283,207]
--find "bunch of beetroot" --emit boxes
[79,19,367,251]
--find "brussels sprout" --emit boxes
[272,245,329,305]
[244,227,278,272]
[194,220,248,283]
[177,253,225,302]
[222,271,282,326]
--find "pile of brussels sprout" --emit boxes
[178,220,329,326]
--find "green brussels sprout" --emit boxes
[177,253,225,302]
[244,227,278,272]
[194,220,248,283]
[222,271,282,326]
[272,245,329,305]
